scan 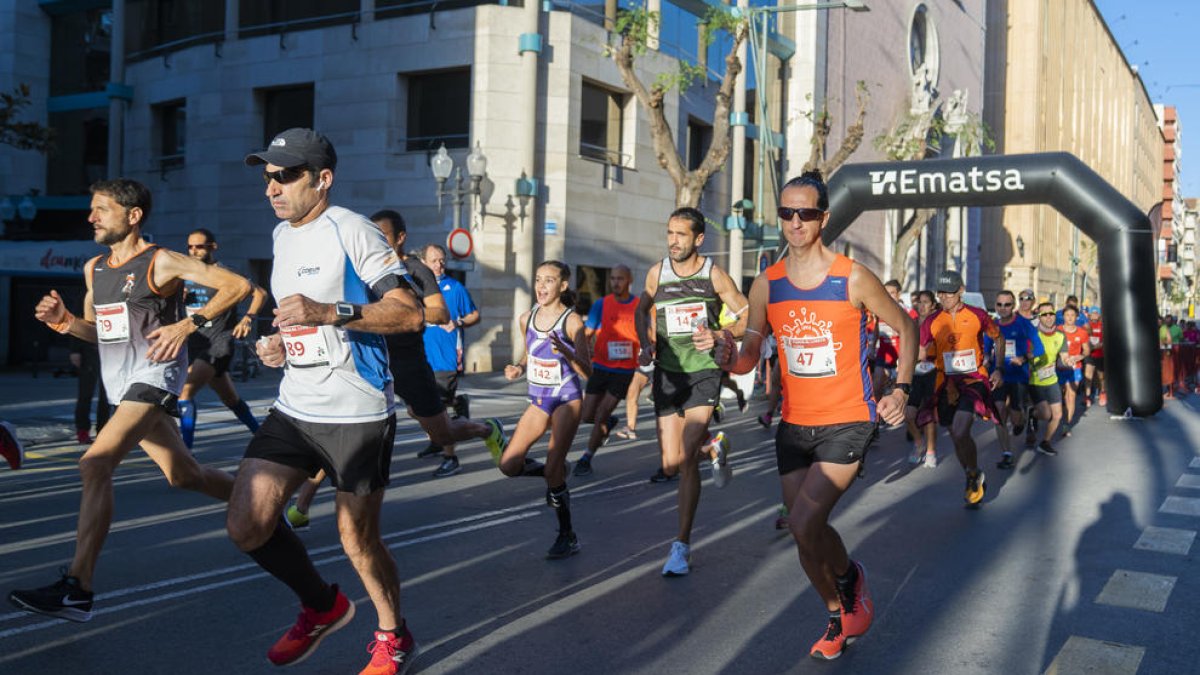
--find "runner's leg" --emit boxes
[498,406,551,477]
[335,489,401,630]
[781,462,860,611]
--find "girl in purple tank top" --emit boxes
[500,261,592,559]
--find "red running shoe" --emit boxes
[839,560,874,642]
[359,629,420,675]
[809,616,845,660]
[267,585,355,666]
[0,421,24,470]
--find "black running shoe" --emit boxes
[1012,421,1026,436]
[9,569,94,622]
[452,394,470,420]
[432,455,461,478]
[573,454,593,477]
[1037,441,1058,456]
[649,468,677,483]
[416,443,442,459]
[996,453,1015,470]
[546,531,580,559]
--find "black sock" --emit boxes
[546,484,572,533]
[835,561,858,594]
[247,520,334,611]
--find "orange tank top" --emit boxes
[766,255,875,426]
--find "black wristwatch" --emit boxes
[191,313,209,328]
[894,382,912,396]
[332,302,362,327]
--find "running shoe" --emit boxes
[546,530,581,559]
[736,393,748,413]
[757,412,773,428]
[923,451,937,469]
[649,468,677,483]
[838,560,874,641]
[1037,441,1058,456]
[359,629,419,675]
[416,444,441,459]
[75,429,91,445]
[712,402,723,424]
[1012,420,1025,436]
[964,470,986,506]
[710,431,732,488]
[483,418,507,465]
[1099,392,1107,406]
[452,394,470,420]
[1,421,24,470]
[1062,424,1073,438]
[268,585,355,666]
[809,616,846,660]
[996,452,1015,470]
[908,442,925,465]
[286,505,311,531]
[601,415,619,446]
[614,426,637,440]
[8,568,93,622]
[661,540,690,577]
[774,505,789,530]
[432,456,461,478]
[572,454,593,477]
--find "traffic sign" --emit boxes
[447,228,473,259]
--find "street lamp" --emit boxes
[1015,234,1025,258]
[430,142,488,230]
[0,194,38,237]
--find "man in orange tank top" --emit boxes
[919,271,1003,508]
[707,171,916,662]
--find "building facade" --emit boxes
[1155,104,1186,313]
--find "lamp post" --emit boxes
[0,194,38,238]
[430,142,488,230]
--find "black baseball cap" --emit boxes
[244,128,337,171]
[935,270,964,294]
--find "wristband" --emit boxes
[48,310,75,334]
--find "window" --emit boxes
[404,69,471,152]
[49,8,112,96]
[580,81,624,164]
[126,0,223,58]
[155,100,186,170]
[46,109,108,196]
[260,85,315,147]
[686,118,712,171]
[240,0,359,38]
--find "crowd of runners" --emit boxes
[2,127,1127,671]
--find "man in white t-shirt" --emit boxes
[228,129,423,675]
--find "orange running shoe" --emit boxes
[839,561,874,641]
[359,629,420,675]
[809,616,846,660]
[964,469,986,506]
[267,585,356,666]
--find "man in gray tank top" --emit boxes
[9,178,251,623]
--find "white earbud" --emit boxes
[317,180,328,190]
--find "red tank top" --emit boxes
[766,255,875,426]
[592,294,640,370]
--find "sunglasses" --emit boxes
[1039,312,1056,317]
[187,244,213,250]
[262,166,309,185]
[1019,296,1035,301]
[777,206,825,222]
[995,302,1013,307]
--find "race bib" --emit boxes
[915,361,936,375]
[280,325,330,368]
[94,302,131,343]
[1004,339,1016,360]
[1090,336,1100,346]
[1036,364,1055,381]
[782,335,837,378]
[184,305,212,328]
[663,302,708,336]
[527,355,563,387]
[943,349,978,374]
[607,341,633,361]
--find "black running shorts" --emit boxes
[1029,383,1063,406]
[585,368,635,400]
[997,381,1028,411]
[121,382,181,417]
[433,370,459,406]
[390,353,445,418]
[244,410,397,496]
[775,421,876,474]
[652,368,721,417]
[935,381,991,428]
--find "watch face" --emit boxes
[337,303,353,317]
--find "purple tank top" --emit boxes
[525,305,582,402]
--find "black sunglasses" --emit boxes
[262,166,309,185]
[995,302,1013,307]
[777,206,825,222]
[1039,311,1056,317]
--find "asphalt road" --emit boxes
[1,370,1197,674]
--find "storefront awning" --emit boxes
[0,240,104,276]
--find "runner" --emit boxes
[757,325,782,429]
[9,178,247,622]
[711,169,916,660]
[1028,302,1069,454]
[1082,306,1105,407]
[1017,288,1037,321]
[228,129,422,673]
[574,264,638,477]
[70,341,109,443]
[178,227,269,448]
[613,363,652,441]
[1057,305,1088,435]
[285,209,505,526]
[0,420,23,470]
[498,260,592,558]
[872,279,903,399]
[417,243,480,478]
[993,289,1043,470]
[904,290,938,468]
[635,206,748,576]
[918,270,1003,507]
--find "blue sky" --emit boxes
[1095,0,1198,197]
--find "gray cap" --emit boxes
[935,270,964,294]
[1019,288,1036,299]
[245,128,337,171]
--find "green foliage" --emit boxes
[614,8,658,57]
[0,84,54,153]
[873,105,995,161]
[616,4,745,94]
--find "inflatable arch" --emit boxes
[822,152,1161,416]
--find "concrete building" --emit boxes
[1181,197,1198,316]
[980,0,1162,306]
[0,0,735,370]
[1155,104,1185,313]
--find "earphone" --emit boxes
[317,180,328,190]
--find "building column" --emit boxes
[727,0,748,287]
[225,0,239,41]
[513,0,540,361]
[107,0,126,178]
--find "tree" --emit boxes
[0,84,54,153]
[801,81,871,176]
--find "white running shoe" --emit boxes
[661,541,691,577]
[710,431,732,488]
[908,442,925,465]
[923,451,937,469]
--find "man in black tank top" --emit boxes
[178,228,270,448]
[9,178,252,623]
